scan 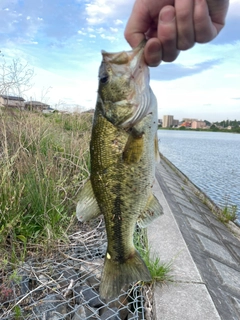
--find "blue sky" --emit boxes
[0,0,240,122]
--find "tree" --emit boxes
[210,124,219,131]
[204,120,211,126]
[0,53,34,97]
[179,126,186,130]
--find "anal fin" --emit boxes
[137,192,163,228]
[76,179,101,222]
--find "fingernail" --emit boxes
[159,7,175,23]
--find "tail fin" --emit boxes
[99,250,151,301]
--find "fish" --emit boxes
[76,41,163,301]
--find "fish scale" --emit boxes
[76,42,164,301]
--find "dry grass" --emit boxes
[0,108,92,263]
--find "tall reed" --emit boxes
[0,109,92,260]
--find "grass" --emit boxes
[134,228,173,284]
[218,205,237,224]
[0,108,92,263]
[1,108,172,303]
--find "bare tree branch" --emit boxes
[0,57,35,97]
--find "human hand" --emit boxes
[124,0,229,66]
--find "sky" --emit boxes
[0,0,240,122]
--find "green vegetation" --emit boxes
[0,108,172,297]
[214,119,240,129]
[210,124,219,131]
[134,229,173,284]
[0,109,92,263]
[178,126,186,130]
[218,205,238,224]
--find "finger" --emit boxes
[205,0,229,32]
[124,1,150,48]
[144,39,162,67]
[194,0,217,43]
[175,0,195,50]
[158,6,180,62]
[124,23,147,49]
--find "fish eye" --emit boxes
[100,75,109,84]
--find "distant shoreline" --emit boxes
[158,127,240,134]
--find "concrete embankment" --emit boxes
[149,156,240,320]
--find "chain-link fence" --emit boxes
[0,219,153,319]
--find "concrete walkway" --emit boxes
[148,157,240,320]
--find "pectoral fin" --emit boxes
[137,193,164,228]
[122,133,144,164]
[76,179,101,222]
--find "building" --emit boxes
[191,120,206,129]
[25,101,50,112]
[173,119,179,127]
[180,121,191,128]
[182,118,198,123]
[163,115,174,128]
[162,115,179,128]
[0,95,25,109]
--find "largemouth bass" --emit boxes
[76,41,163,301]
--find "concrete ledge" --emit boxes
[154,283,220,320]
[148,178,220,319]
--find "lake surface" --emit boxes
[158,130,240,224]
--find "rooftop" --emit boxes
[0,95,25,101]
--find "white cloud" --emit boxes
[85,0,111,25]
[86,17,104,24]
[110,27,118,33]
[89,34,96,38]
[114,19,123,25]
[224,73,240,78]
[78,30,86,35]
[100,34,116,41]
[85,0,134,25]
[96,27,105,33]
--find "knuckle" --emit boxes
[177,35,195,50]
[177,10,192,23]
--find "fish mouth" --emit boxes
[129,40,147,78]
[101,40,146,70]
[100,41,151,129]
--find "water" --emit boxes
[158,130,240,224]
